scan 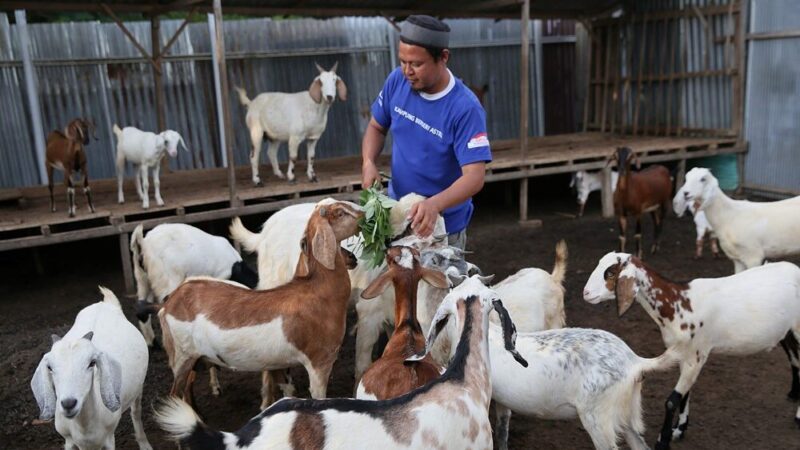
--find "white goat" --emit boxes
[130,223,257,347]
[673,167,800,272]
[570,169,619,217]
[490,327,680,450]
[235,62,347,185]
[31,287,151,450]
[155,275,528,450]
[112,124,188,209]
[584,252,800,449]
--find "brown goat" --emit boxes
[355,246,449,400]
[468,83,489,106]
[157,200,363,409]
[45,118,97,217]
[609,147,672,258]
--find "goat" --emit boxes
[491,327,679,450]
[608,147,672,258]
[235,62,347,185]
[31,287,151,450]
[156,201,363,410]
[674,167,800,272]
[356,246,449,400]
[45,118,97,217]
[112,124,188,209]
[584,252,800,449]
[155,275,528,450]
[130,223,257,347]
[569,169,619,217]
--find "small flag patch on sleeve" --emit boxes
[467,132,490,149]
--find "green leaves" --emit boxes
[358,180,398,269]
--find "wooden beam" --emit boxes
[152,0,204,15]
[100,3,160,73]
[746,30,800,40]
[213,0,238,207]
[465,0,522,11]
[158,7,198,61]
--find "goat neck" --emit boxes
[621,258,692,331]
[386,270,426,357]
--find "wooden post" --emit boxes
[676,158,686,190]
[15,10,48,185]
[151,14,170,174]
[213,0,238,207]
[519,0,530,221]
[208,14,228,168]
[119,231,134,295]
[601,166,614,218]
[533,19,544,137]
[633,14,649,135]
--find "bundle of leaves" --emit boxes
[358,181,398,269]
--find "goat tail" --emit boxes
[155,396,227,450]
[112,123,122,139]
[635,344,684,375]
[550,239,568,287]
[229,217,262,254]
[234,86,251,107]
[97,286,122,309]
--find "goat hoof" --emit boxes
[795,416,800,428]
[654,442,671,450]
[50,207,56,213]
[288,179,297,185]
[309,176,318,183]
[68,212,75,218]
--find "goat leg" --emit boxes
[577,201,586,218]
[780,333,800,400]
[618,216,627,252]
[694,239,703,259]
[656,390,682,450]
[47,165,56,212]
[67,187,76,218]
[635,216,643,259]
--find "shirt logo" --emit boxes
[467,132,490,149]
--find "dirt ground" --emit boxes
[2,180,799,449]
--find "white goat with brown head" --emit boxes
[46,118,97,217]
[235,62,347,185]
[157,200,363,410]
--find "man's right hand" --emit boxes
[362,160,380,189]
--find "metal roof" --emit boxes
[2,0,624,19]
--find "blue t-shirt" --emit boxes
[371,68,492,234]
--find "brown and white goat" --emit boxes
[608,147,672,258]
[45,118,97,217]
[356,246,449,400]
[156,200,363,409]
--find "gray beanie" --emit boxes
[400,15,450,49]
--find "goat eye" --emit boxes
[88,360,96,369]
[603,266,618,279]
[700,176,706,182]
[46,365,52,372]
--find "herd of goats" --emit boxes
[26,64,800,450]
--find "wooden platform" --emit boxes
[0,132,746,254]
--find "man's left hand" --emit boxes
[408,199,439,238]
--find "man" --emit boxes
[361,15,491,250]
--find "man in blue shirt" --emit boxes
[361,15,492,249]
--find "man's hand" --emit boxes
[408,199,440,238]
[362,160,380,189]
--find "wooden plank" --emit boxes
[633,14,648,135]
[100,3,159,73]
[599,26,612,132]
[746,30,800,41]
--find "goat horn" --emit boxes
[330,61,338,73]
[315,62,325,73]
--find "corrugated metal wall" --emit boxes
[0,15,573,189]
[744,0,800,193]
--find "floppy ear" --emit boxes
[295,238,310,278]
[336,78,348,102]
[95,352,122,412]
[361,268,393,299]
[31,357,56,420]
[311,210,337,270]
[615,268,638,317]
[64,123,78,140]
[309,78,322,103]
[420,267,448,289]
[406,310,450,363]
[179,136,189,152]
[627,152,642,170]
[492,299,528,367]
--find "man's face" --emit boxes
[398,41,449,93]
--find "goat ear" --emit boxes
[420,267,448,289]
[64,123,77,140]
[315,62,325,73]
[336,78,348,102]
[330,61,338,73]
[311,217,337,270]
[477,274,495,285]
[615,272,637,317]
[309,78,322,104]
[605,153,615,168]
[407,311,450,363]
[31,357,56,420]
[179,136,189,152]
[295,238,310,278]
[361,269,393,299]
[96,352,122,412]
[492,299,528,367]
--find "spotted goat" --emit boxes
[154,275,528,450]
[584,252,800,450]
